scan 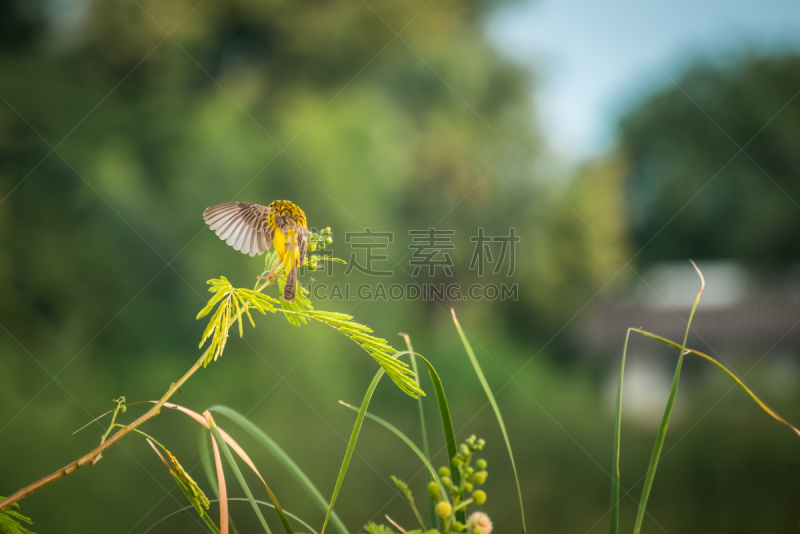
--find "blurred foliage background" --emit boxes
[1,0,799,533]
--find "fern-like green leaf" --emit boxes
[196,276,424,397]
[0,498,35,534]
[277,272,313,327]
[300,310,423,398]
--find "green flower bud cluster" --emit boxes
[307,227,333,251]
[429,435,489,533]
[306,227,334,271]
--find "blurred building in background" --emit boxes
[577,261,800,360]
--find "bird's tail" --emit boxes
[283,265,297,302]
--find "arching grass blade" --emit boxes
[200,429,242,534]
[451,309,525,533]
[610,329,631,534]
[210,427,229,534]
[208,417,274,534]
[399,333,437,528]
[144,499,318,534]
[321,367,386,534]
[338,400,449,505]
[633,261,704,534]
[632,329,800,437]
[209,405,350,534]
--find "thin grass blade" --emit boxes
[164,402,295,533]
[412,349,460,524]
[209,405,350,534]
[407,351,458,484]
[200,430,243,534]
[385,350,460,496]
[146,437,216,531]
[200,429,219,495]
[632,329,800,437]
[338,401,449,505]
[399,333,437,528]
[210,428,230,534]
[144,499,318,534]
[324,349,451,534]
[633,261,705,534]
[170,472,221,534]
[451,309,525,532]
[207,415,274,534]
[610,328,632,534]
[321,367,386,534]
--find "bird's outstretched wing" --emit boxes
[203,202,273,257]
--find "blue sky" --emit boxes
[487,0,800,162]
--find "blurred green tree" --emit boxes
[0,1,560,531]
[0,0,633,356]
[1,3,799,533]
[619,55,800,263]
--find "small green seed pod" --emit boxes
[464,482,473,492]
[476,459,487,470]
[472,490,487,505]
[325,237,333,244]
[459,444,470,456]
[476,438,486,449]
[466,434,476,446]
[428,481,440,499]
[436,501,452,518]
[452,521,464,532]
[441,476,452,487]
[439,467,450,477]
[309,242,317,252]
[472,471,487,485]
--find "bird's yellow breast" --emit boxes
[267,200,306,271]
[272,225,287,258]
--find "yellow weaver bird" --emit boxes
[203,200,309,302]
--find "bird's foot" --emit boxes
[257,268,279,282]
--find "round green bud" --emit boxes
[464,482,473,492]
[325,227,331,233]
[439,467,450,477]
[452,521,464,532]
[309,242,317,252]
[465,467,474,475]
[436,501,452,519]
[472,471,487,485]
[428,481,440,499]
[459,444,470,456]
[476,459,487,470]
[440,476,451,487]
[452,457,463,468]
[466,434,476,445]
[119,405,126,413]
[472,490,487,505]
[325,237,333,244]
[476,438,486,449]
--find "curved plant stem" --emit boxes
[0,352,209,511]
